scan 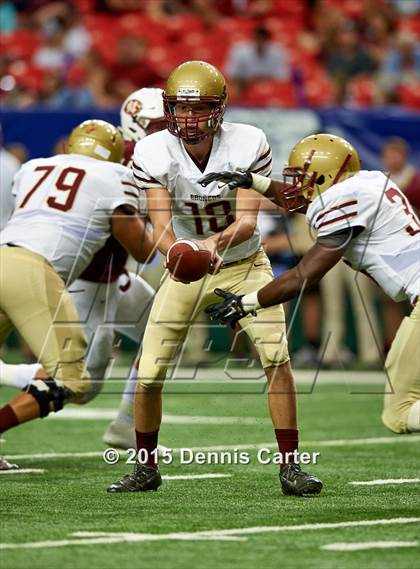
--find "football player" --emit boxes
[0,120,154,466]
[120,87,167,166]
[200,133,420,435]
[107,61,323,496]
[0,89,167,451]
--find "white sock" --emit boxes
[407,400,420,432]
[0,361,40,389]
[115,366,137,423]
[122,365,137,403]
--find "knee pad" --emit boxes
[256,332,289,369]
[25,378,74,417]
[381,409,408,434]
[77,367,107,404]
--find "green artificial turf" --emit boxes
[1,372,419,569]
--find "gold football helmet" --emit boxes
[163,60,227,144]
[67,119,124,163]
[282,134,361,210]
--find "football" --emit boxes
[166,239,211,282]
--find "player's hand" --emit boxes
[199,170,253,191]
[205,288,254,327]
[198,238,223,275]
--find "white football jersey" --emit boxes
[0,148,20,230]
[131,122,272,263]
[0,154,139,283]
[306,170,420,303]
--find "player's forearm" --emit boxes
[207,217,256,252]
[250,175,306,213]
[257,267,312,307]
[244,243,345,310]
[152,224,177,255]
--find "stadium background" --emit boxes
[1,0,420,366]
[1,3,420,568]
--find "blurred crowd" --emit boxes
[1,0,419,109]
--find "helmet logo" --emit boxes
[177,87,200,99]
[124,99,142,116]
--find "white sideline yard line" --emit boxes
[5,435,420,461]
[350,478,420,486]
[163,473,230,481]
[49,409,270,424]
[0,468,45,475]
[108,367,387,384]
[321,541,419,552]
[1,518,419,550]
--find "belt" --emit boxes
[221,249,263,269]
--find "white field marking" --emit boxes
[321,541,419,552]
[162,473,230,481]
[1,518,419,550]
[6,435,420,461]
[49,408,270,424]
[350,478,420,486]
[105,367,386,384]
[0,468,45,475]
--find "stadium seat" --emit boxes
[398,82,420,109]
[240,80,297,107]
[348,76,377,107]
[9,62,45,94]
[0,31,41,60]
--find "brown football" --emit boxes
[166,239,211,282]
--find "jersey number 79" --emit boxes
[19,166,86,211]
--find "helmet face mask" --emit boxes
[282,134,361,212]
[120,87,165,141]
[67,119,124,163]
[163,61,227,145]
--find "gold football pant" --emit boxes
[382,298,420,433]
[0,246,90,399]
[137,249,289,388]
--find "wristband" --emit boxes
[241,290,261,312]
[251,173,271,194]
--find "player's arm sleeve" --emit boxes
[307,193,369,239]
[249,131,272,177]
[131,143,166,191]
[107,170,142,213]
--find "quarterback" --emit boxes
[108,61,323,496]
[201,133,420,435]
[0,120,154,464]
[0,89,166,451]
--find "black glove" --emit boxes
[205,288,255,327]
[199,170,253,191]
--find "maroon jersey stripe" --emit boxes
[318,211,357,229]
[315,200,358,223]
[252,158,272,174]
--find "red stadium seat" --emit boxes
[84,14,121,65]
[304,73,335,106]
[348,76,377,107]
[240,80,297,107]
[398,15,420,38]
[0,31,41,60]
[398,82,420,110]
[9,61,45,94]
[118,13,168,45]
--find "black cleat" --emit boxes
[279,464,323,496]
[107,463,162,493]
